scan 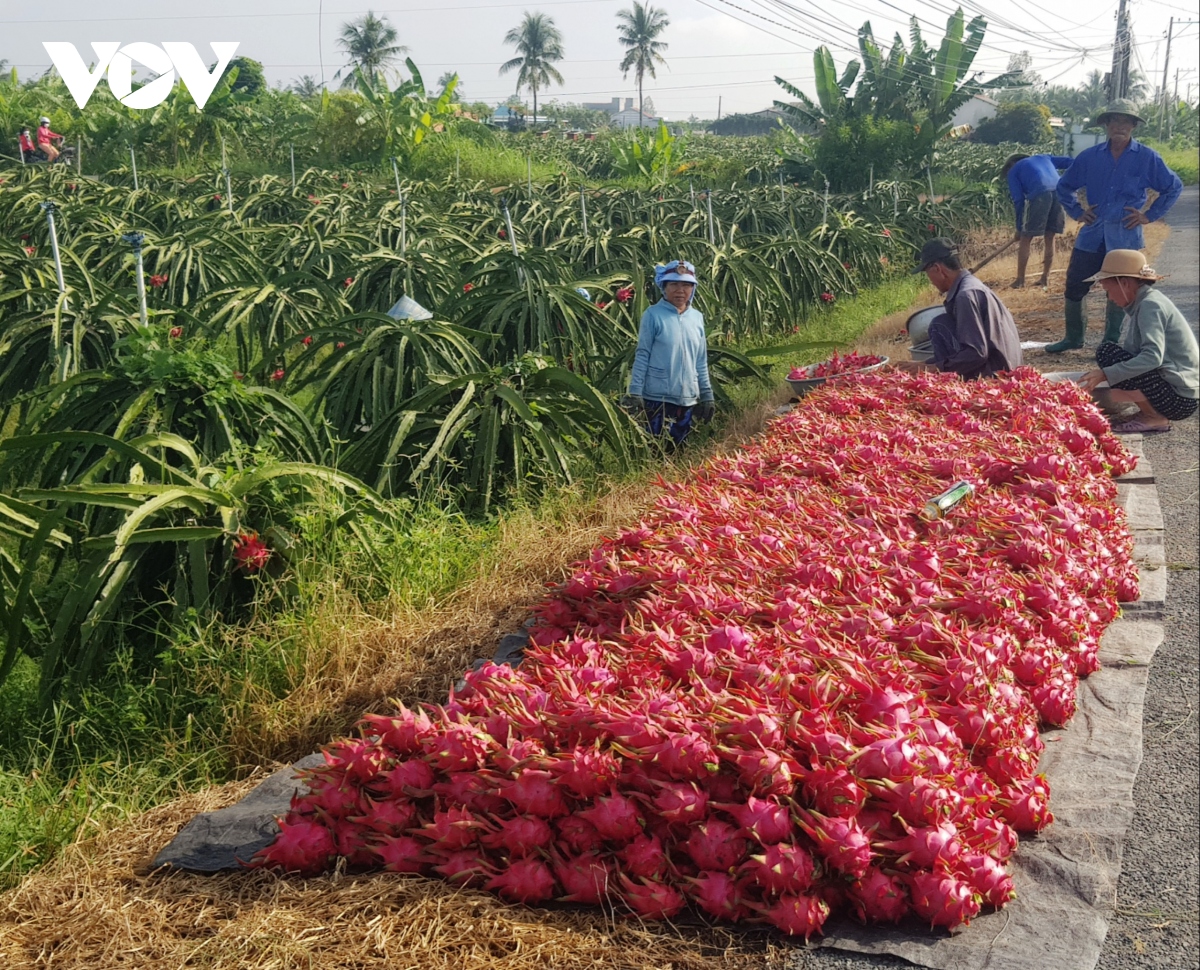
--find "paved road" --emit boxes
[1095,184,1199,970]
[785,186,1200,970]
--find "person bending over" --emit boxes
[897,238,1023,380]
[1002,152,1073,288]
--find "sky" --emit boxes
[3,0,1198,120]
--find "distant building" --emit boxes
[951,94,999,130]
[581,97,635,116]
[613,107,665,129]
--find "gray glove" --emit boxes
[695,400,716,422]
[619,394,645,415]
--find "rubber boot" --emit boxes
[1046,299,1086,353]
[1102,299,1125,346]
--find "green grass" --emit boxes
[728,270,928,403]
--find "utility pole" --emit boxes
[1108,0,1131,101]
[1158,18,1173,136]
[717,96,722,121]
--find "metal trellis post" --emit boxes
[129,145,138,190]
[290,145,296,190]
[706,189,715,246]
[123,231,149,329]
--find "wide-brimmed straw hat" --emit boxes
[1083,249,1167,283]
[1092,99,1144,127]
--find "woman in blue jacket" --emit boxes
[621,260,715,447]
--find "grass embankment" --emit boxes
[0,269,929,893]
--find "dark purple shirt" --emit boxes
[940,272,1023,380]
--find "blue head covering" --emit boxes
[655,259,698,288]
[655,260,698,308]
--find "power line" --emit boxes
[0,0,623,26]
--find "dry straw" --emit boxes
[0,780,783,969]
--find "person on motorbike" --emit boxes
[36,117,64,162]
[18,127,37,162]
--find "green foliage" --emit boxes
[611,121,679,179]
[973,103,1052,145]
[809,117,926,191]
[774,8,1018,175]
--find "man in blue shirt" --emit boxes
[1050,99,1183,353]
[1002,153,1074,288]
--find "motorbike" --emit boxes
[21,144,76,166]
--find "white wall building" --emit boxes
[950,94,999,130]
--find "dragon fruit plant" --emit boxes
[254,368,1137,936]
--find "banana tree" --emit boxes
[356,59,459,164]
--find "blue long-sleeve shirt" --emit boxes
[627,298,714,406]
[1007,154,1074,231]
[1056,139,1183,252]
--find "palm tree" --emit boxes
[291,75,321,98]
[336,11,407,89]
[499,12,565,128]
[616,2,669,128]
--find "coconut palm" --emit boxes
[336,11,407,89]
[499,12,565,128]
[291,75,322,98]
[616,2,669,128]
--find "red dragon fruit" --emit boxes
[908,869,982,928]
[688,870,749,921]
[618,875,685,919]
[878,820,964,870]
[741,841,817,895]
[251,816,335,875]
[482,815,554,857]
[486,858,558,903]
[647,780,709,824]
[956,850,1016,907]
[578,793,643,841]
[359,706,433,754]
[851,866,909,923]
[801,765,866,818]
[618,833,670,878]
[431,847,493,887]
[375,834,429,873]
[718,796,793,844]
[686,818,749,871]
[552,851,614,904]
[756,893,831,939]
[499,769,570,818]
[999,774,1054,832]
[798,811,872,878]
[556,815,605,854]
[417,805,486,850]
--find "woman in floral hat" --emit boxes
[620,259,715,447]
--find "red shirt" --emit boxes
[19,133,36,152]
[36,126,62,145]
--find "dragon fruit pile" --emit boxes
[252,368,1138,937]
[789,350,885,381]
